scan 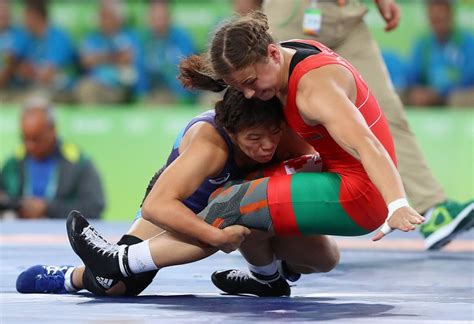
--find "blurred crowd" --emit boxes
[1,0,473,108]
[0,0,197,105]
[382,0,474,107]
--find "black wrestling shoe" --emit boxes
[277,260,301,282]
[66,210,131,287]
[211,269,291,297]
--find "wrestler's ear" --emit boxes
[267,44,280,64]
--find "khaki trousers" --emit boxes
[264,0,446,212]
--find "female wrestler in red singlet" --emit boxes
[64,11,425,298]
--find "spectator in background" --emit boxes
[382,50,408,98]
[75,0,144,104]
[13,0,77,102]
[0,0,27,101]
[406,0,474,107]
[0,96,105,219]
[143,0,196,105]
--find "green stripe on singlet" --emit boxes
[290,173,369,236]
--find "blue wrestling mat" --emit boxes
[1,219,473,323]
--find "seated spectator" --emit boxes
[0,0,27,102]
[406,0,474,107]
[382,50,408,98]
[143,0,196,105]
[13,0,77,102]
[0,96,105,219]
[75,0,144,104]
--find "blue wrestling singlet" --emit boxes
[136,110,243,219]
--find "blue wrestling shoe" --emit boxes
[16,265,75,294]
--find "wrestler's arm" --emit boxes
[141,122,249,249]
[296,65,424,236]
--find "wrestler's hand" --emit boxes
[372,206,424,241]
[375,0,401,32]
[217,225,251,253]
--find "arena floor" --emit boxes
[1,219,473,323]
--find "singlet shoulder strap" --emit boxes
[281,41,322,78]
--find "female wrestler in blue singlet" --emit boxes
[16,87,321,296]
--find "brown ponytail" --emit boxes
[178,54,227,92]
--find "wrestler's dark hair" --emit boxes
[214,87,284,134]
[139,88,283,206]
[178,11,274,92]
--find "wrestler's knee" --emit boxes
[317,238,340,273]
[317,245,340,273]
[295,237,340,273]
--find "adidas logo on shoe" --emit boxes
[95,276,114,289]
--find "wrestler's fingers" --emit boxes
[372,231,385,242]
[372,221,392,241]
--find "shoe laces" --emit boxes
[225,270,271,286]
[35,268,65,293]
[226,270,250,281]
[44,265,68,275]
[81,225,120,257]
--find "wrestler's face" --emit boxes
[224,44,282,101]
[234,123,283,163]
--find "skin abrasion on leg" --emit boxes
[198,178,273,231]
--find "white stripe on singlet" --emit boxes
[357,89,382,129]
[357,89,370,110]
[368,110,382,129]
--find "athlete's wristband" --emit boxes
[387,198,409,219]
[380,198,410,235]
